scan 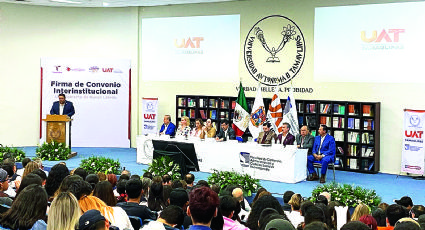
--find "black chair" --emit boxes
[128,216,143,230]
[313,155,336,181]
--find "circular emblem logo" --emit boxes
[410,115,420,127]
[244,15,305,86]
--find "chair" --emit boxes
[313,156,336,181]
[128,216,143,230]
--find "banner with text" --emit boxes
[40,58,131,147]
[142,98,158,135]
[401,110,425,175]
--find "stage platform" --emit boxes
[17,146,425,206]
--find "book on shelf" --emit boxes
[365,147,374,157]
[363,119,374,130]
[231,101,236,109]
[210,110,217,119]
[368,161,375,171]
[335,157,343,168]
[178,98,186,107]
[362,105,372,116]
[320,116,331,126]
[306,104,316,113]
[361,159,369,170]
[333,104,345,115]
[311,130,317,136]
[209,99,218,108]
[320,104,331,114]
[337,146,344,154]
[199,98,207,108]
[361,145,367,157]
[297,103,304,113]
[349,158,358,169]
[298,116,304,126]
[187,98,196,107]
[348,132,360,143]
[334,130,344,142]
[306,115,317,127]
[348,104,357,115]
[221,99,229,109]
[189,109,196,119]
[348,144,358,156]
[220,111,229,119]
[178,109,186,118]
[199,110,207,119]
[348,118,360,129]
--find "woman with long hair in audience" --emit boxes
[22,161,40,178]
[53,175,83,197]
[68,180,133,230]
[246,195,286,230]
[176,116,191,137]
[15,173,42,198]
[148,181,167,211]
[93,180,117,206]
[0,184,48,229]
[191,118,204,138]
[45,163,70,198]
[47,192,81,230]
[287,193,304,228]
[351,203,370,221]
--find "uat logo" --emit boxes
[102,68,113,72]
[174,37,204,48]
[361,29,405,43]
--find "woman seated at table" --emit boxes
[191,118,204,138]
[200,118,217,139]
[176,116,192,137]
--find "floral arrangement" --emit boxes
[144,156,181,180]
[207,169,261,197]
[80,156,121,174]
[310,182,381,208]
[35,141,70,161]
[0,145,26,162]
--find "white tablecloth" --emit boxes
[136,135,307,183]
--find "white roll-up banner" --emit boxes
[401,109,425,175]
[142,98,158,135]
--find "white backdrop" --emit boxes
[40,58,131,147]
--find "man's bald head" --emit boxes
[232,188,243,202]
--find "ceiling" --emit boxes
[0,0,239,7]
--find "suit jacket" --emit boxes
[216,126,236,141]
[276,133,295,145]
[50,101,75,117]
[257,131,277,144]
[160,122,176,136]
[296,134,314,153]
[312,134,336,158]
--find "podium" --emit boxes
[41,115,72,147]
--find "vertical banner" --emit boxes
[40,58,131,148]
[401,109,425,175]
[142,98,158,135]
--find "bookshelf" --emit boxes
[176,96,380,173]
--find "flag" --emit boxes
[232,82,250,138]
[249,84,266,140]
[282,85,300,138]
[267,86,283,135]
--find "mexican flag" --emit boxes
[232,82,250,138]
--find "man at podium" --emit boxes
[50,93,75,117]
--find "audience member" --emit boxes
[16,158,31,176]
[15,173,42,198]
[45,163,70,198]
[130,174,140,180]
[187,187,220,230]
[319,192,331,204]
[246,195,285,230]
[47,192,81,230]
[258,208,288,230]
[373,208,387,227]
[379,203,390,212]
[282,190,295,212]
[140,177,152,205]
[117,178,157,220]
[143,171,153,180]
[78,209,108,230]
[411,205,425,219]
[416,214,425,230]
[180,180,188,190]
[304,205,325,226]
[73,168,88,180]
[119,174,130,181]
[211,184,220,195]
[351,204,370,221]
[31,169,47,185]
[97,172,107,181]
[360,214,378,230]
[303,221,328,230]
[287,194,304,227]
[395,196,414,210]
[162,174,172,186]
[171,179,183,189]
[394,221,421,230]
[300,200,314,217]
[116,179,128,203]
[148,181,168,211]
[265,219,295,230]
[232,187,251,212]
[341,221,370,230]
[142,205,184,230]
[210,208,224,230]
[93,180,117,206]
[0,168,10,198]
[54,175,83,197]
[379,204,408,230]
[315,195,328,206]
[22,161,40,178]
[220,195,249,230]
[107,174,118,188]
[185,173,195,190]
[169,188,191,229]
[121,169,131,178]
[85,173,99,190]
[0,184,48,230]
[197,180,210,187]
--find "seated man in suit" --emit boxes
[307,125,336,183]
[50,93,75,117]
[257,122,277,144]
[276,122,295,145]
[159,115,176,137]
[216,120,236,142]
[296,125,314,154]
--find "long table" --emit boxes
[136,135,307,183]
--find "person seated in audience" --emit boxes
[160,115,176,137]
[303,205,325,228]
[16,158,31,177]
[169,188,191,229]
[246,195,285,230]
[315,195,328,206]
[122,169,131,178]
[130,174,140,180]
[373,208,387,227]
[257,122,277,144]
[164,184,173,204]
[31,169,47,186]
[307,125,336,183]
[116,179,128,203]
[74,167,88,180]
[319,192,331,204]
[379,203,390,212]
[15,161,40,190]
[394,219,421,230]
[410,205,425,220]
[45,163,70,199]
[163,174,172,186]
[3,158,18,181]
[275,122,295,145]
[303,221,327,230]
[341,221,371,230]
[142,205,185,230]
[0,184,48,230]
[148,181,168,212]
[378,204,408,230]
[97,172,107,181]
[296,125,314,154]
[143,171,153,180]
[359,214,378,230]
[176,116,192,137]
[185,173,195,191]
[47,192,81,230]
[232,187,251,212]
[287,194,304,227]
[54,175,83,198]
[107,173,117,188]
[171,179,182,189]
[78,209,109,230]
[85,173,99,191]
[216,120,236,142]
[117,178,157,221]
[351,204,370,221]
[258,208,284,230]
[187,186,220,230]
[0,169,11,198]
[15,173,42,198]
[141,177,152,205]
[201,119,217,139]
[282,190,295,212]
[395,196,414,211]
[93,181,117,207]
[69,180,133,230]
[220,195,249,230]
[191,118,204,138]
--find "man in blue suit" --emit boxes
[307,125,335,183]
[159,115,176,137]
[50,93,75,117]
